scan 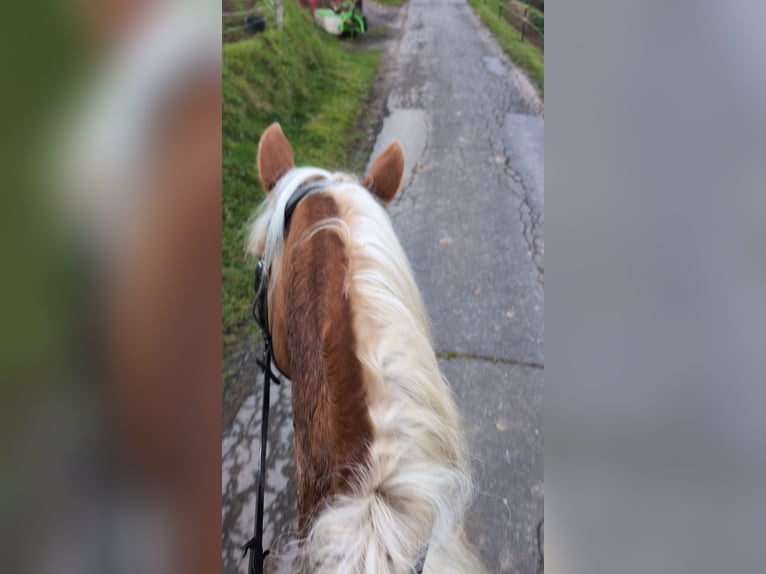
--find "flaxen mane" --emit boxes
[248,124,485,574]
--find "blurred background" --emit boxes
[3,0,766,572]
[548,0,766,573]
[1,1,221,573]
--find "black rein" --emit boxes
[241,182,329,574]
[241,258,280,574]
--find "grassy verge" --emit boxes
[373,0,409,7]
[223,0,381,363]
[467,0,544,95]
[528,5,544,35]
[223,0,277,44]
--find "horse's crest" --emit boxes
[247,123,485,574]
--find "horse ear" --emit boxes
[258,123,295,193]
[363,142,404,204]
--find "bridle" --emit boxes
[241,179,428,574]
[240,180,331,574]
[240,255,280,574]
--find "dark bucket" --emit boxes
[245,15,266,36]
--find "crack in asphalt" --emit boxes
[437,349,544,370]
[504,155,544,286]
[472,45,543,290]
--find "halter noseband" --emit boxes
[242,179,428,574]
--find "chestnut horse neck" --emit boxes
[252,169,374,535]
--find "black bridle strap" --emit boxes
[283,180,334,235]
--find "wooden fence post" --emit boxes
[521,0,528,41]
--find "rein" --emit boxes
[241,180,330,574]
[242,179,428,574]
[241,257,281,574]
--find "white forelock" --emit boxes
[248,166,333,267]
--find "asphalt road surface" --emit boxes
[222,0,544,572]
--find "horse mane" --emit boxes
[248,166,335,274]
[249,168,482,574]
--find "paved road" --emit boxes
[222,0,544,572]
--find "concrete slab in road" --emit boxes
[440,358,544,574]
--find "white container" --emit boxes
[314,9,342,35]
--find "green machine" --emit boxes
[314,0,366,37]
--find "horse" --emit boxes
[248,123,486,574]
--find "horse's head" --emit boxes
[248,122,405,378]
[256,122,404,204]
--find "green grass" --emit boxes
[223,0,277,43]
[223,0,381,358]
[528,5,544,35]
[374,0,409,6]
[467,0,544,95]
